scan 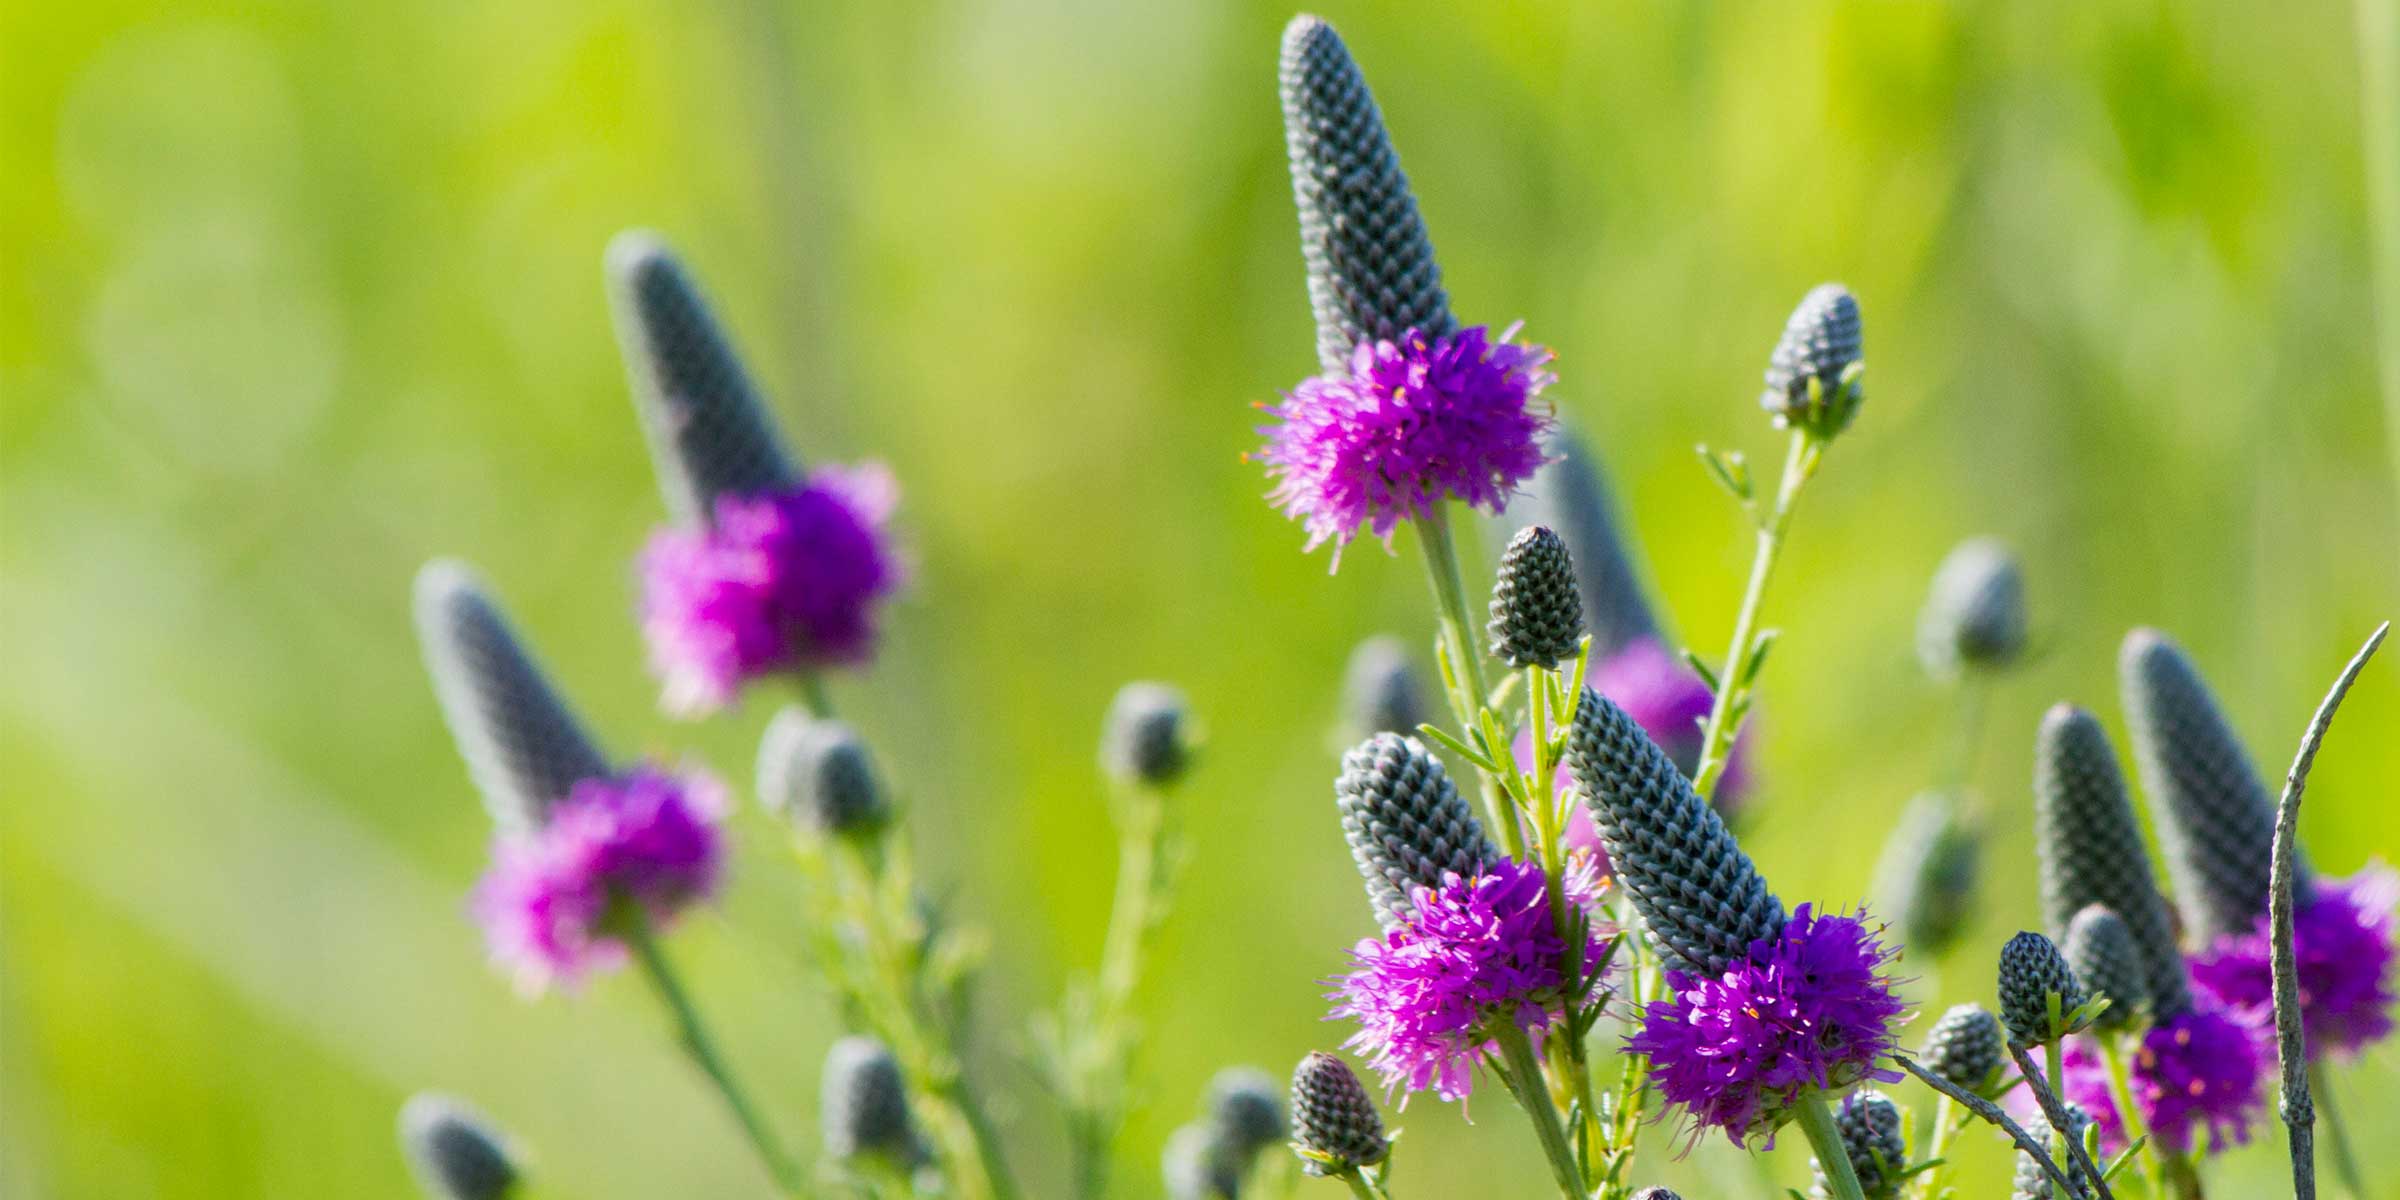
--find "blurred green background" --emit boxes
[5,0,2398,1196]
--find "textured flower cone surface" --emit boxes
[1335,734,1497,930]
[2033,704,2191,1015]
[1918,537,2027,676]
[1512,427,1660,658]
[1289,1052,1388,1176]
[1279,15,1453,371]
[820,1036,921,1163]
[1760,283,1864,432]
[1103,681,1195,786]
[1813,1090,1904,1200]
[2011,1102,2094,1200]
[2062,904,2147,1032]
[606,231,797,527]
[1918,1003,2005,1093]
[1565,687,1785,976]
[757,710,887,837]
[2119,628,2307,944]
[414,561,609,833]
[399,1093,518,1200]
[1998,930,2088,1047]
[1488,525,1584,670]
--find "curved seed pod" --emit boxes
[757,710,888,838]
[2033,704,2191,1016]
[1760,283,1864,436]
[414,560,609,832]
[398,1093,519,1200]
[1488,525,1584,670]
[605,230,797,527]
[1335,734,1497,930]
[1102,681,1195,786]
[2062,904,2148,1032]
[2011,1102,2094,1200]
[820,1036,922,1165]
[1565,688,1785,976]
[1812,1090,1905,1200]
[1341,636,1426,740]
[1511,426,1661,658]
[1918,1003,2006,1095]
[1918,538,2028,678]
[1279,15,1454,372]
[1289,1052,1389,1177]
[2119,628,2307,944]
[1998,931,2089,1047]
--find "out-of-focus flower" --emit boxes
[2191,865,2398,1062]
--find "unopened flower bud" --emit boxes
[1760,283,1864,437]
[1918,538,2027,678]
[757,710,888,839]
[1918,1003,2006,1095]
[1290,1051,1389,1177]
[1999,930,2089,1047]
[820,1036,922,1165]
[398,1093,519,1200]
[1102,681,1195,786]
[2062,904,2148,1032]
[1488,525,1585,671]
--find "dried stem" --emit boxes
[2007,1042,2112,1200]
[1896,1055,2080,1198]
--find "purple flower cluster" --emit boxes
[1259,325,1555,564]
[640,464,902,713]
[1627,905,1905,1147]
[1330,856,1607,1104]
[1523,638,1752,866]
[2055,1003,2263,1155]
[2190,864,2398,1062]
[474,765,728,992]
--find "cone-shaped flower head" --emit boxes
[1102,681,1196,786]
[820,1036,923,1165]
[757,710,888,839]
[414,561,610,833]
[1206,1066,1289,1157]
[638,462,902,713]
[2009,1101,2093,1200]
[1565,688,1783,976]
[2062,905,2148,1033]
[2191,864,2398,1061]
[1812,1090,1904,1200]
[1759,284,1864,437]
[1342,636,1426,740]
[1161,1122,1239,1200]
[1630,1191,1684,1200]
[1335,733,1498,931]
[605,231,797,527]
[1278,15,1453,372]
[2054,1005,2263,1154]
[1918,538,2027,678]
[473,764,727,993]
[1998,931,2089,1047]
[1872,791,1981,959]
[2033,704,2191,1015]
[1549,639,1754,868]
[1488,525,1584,670]
[1625,904,1907,1146]
[2119,628,2302,944]
[1331,855,1608,1103]
[1917,1003,2006,1096]
[1289,1051,1390,1177]
[399,1093,519,1200]
[1512,426,1660,659]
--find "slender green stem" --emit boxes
[2312,1066,2367,1200]
[2045,1040,2067,1168]
[1941,677,1991,802]
[1496,1023,1585,1199]
[1415,507,1525,857]
[796,672,836,717]
[1795,1090,1867,1200]
[1070,781,1174,1200]
[1340,1167,1395,1200]
[2096,1036,2159,1195]
[1691,431,1822,800]
[624,917,809,1197]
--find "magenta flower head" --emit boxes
[638,463,902,713]
[474,764,728,993]
[1260,326,1555,564]
[2055,1003,2264,1155]
[2191,864,2398,1062]
[1329,855,1607,1104]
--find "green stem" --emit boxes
[2311,1065,2367,1200]
[2045,1040,2067,1168]
[1691,431,1822,800]
[798,672,836,718]
[624,918,809,1197]
[1496,1024,1585,1199]
[1414,506,1525,857]
[1341,1167,1395,1200]
[1795,1090,1867,1200]
[1071,783,1174,1200]
[2098,1035,2160,1192]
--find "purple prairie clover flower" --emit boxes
[1259,325,1555,565]
[2052,1003,2264,1155]
[1626,905,1906,1148]
[639,463,902,713]
[2191,864,2398,1062]
[474,764,728,993]
[1329,855,1608,1104]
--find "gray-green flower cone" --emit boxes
[1813,1090,1904,1200]
[1290,1051,1389,1177]
[1205,1066,1288,1157]
[605,230,797,527]
[1488,525,1584,670]
[1279,15,1454,371]
[1162,1122,1239,1199]
[757,709,889,838]
[1872,790,1980,958]
[1512,426,1661,658]
[1566,688,1786,976]
[2062,904,2147,1032]
[1917,1003,2006,1095]
[1760,283,1864,435]
[1918,538,2027,678]
[2033,704,2191,1016]
[414,560,609,833]
[2119,627,2308,944]
[1342,636,1426,740]
[1998,930,2087,1047]
[1103,681,1196,786]
[1336,734,1497,930]
[399,1093,519,1200]
[2012,1102,2094,1200]
[820,1036,923,1165]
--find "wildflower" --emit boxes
[1918,538,2027,678]
[1813,1090,1904,1200]
[398,1093,519,1200]
[1514,426,1660,659]
[1165,1066,1287,1199]
[2062,905,2148,1033]
[1547,640,1753,867]
[1759,284,1864,437]
[1205,1067,1289,1158]
[2033,705,2192,1014]
[1102,682,1197,787]
[2011,1101,2093,1200]
[2190,865,2398,1061]
[757,711,889,840]
[1917,1003,2006,1096]
[1335,733,1498,931]
[1998,931,2090,1047]
[1488,525,1584,671]
[473,765,727,992]
[2055,1004,2264,1154]
[821,1036,924,1166]
[1872,791,1980,958]
[1341,636,1426,741]
[1289,1052,1390,1176]
[1329,856,1607,1103]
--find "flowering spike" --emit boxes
[820,1036,923,1165]
[605,230,797,527]
[1513,426,1661,659]
[1289,1052,1389,1177]
[2010,1102,2094,1200]
[1918,1003,2006,1095]
[414,560,610,833]
[398,1093,519,1200]
[1102,681,1196,786]
[2119,628,2304,944]
[1918,538,2027,678]
[1872,791,1980,959]
[2033,704,2191,1016]
[2192,865,2398,1062]
[2063,905,2149,1032]
[1998,931,2089,1047]
[1565,687,1784,976]
[1813,1091,1905,1200]
[1334,733,1497,931]
[1488,525,1584,670]
[1760,283,1864,436]
[757,710,888,839]
[1278,15,1453,372]
[1342,636,1426,740]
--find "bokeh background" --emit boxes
[6,1,2398,1196]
